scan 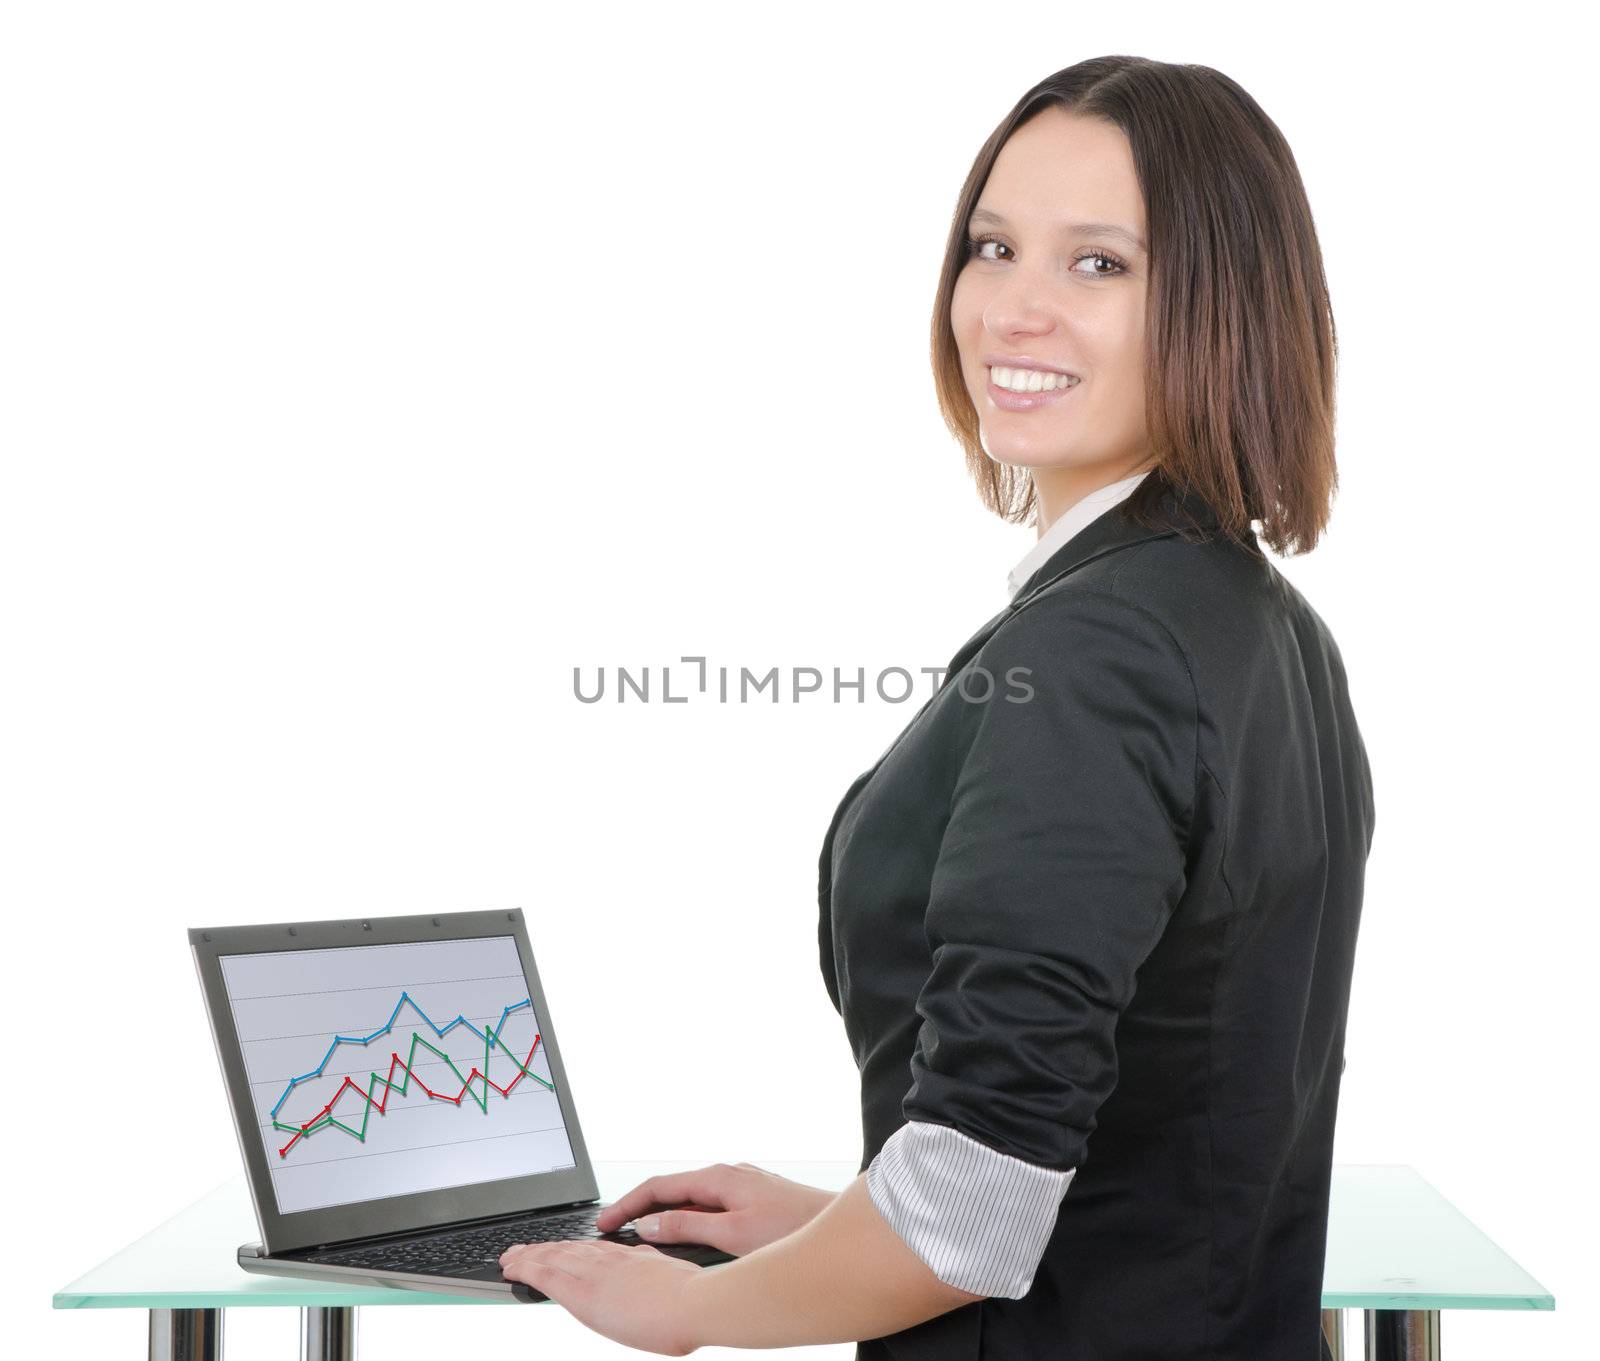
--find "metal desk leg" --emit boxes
[300,1306,357,1361]
[1322,1307,1345,1359]
[148,1308,224,1361]
[1365,1308,1441,1361]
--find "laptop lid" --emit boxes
[189,909,600,1255]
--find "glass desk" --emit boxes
[53,1161,1552,1361]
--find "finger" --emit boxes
[509,1242,611,1281]
[595,1165,735,1230]
[500,1242,587,1269]
[595,1168,732,1231]
[634,1206,740,1250]
[499,1247,582,1294]
[502,1247,579,1266]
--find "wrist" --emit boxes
[674,1261,718,1354]
[810,1185,840,1220]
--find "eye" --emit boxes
[963,234,1129,278]
[1072,249,1129,278]
[965,233,1011,262]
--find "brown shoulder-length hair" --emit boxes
[931,56,1338,556]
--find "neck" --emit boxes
[1031,456,1157,537]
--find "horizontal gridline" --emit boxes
[227,972,530,1005]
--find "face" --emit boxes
[951,108,1153,513]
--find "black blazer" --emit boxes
[818,481,1374,1361]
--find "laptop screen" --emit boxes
[218,933,578,1216]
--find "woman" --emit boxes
[501,55,1374,1361]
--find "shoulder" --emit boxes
[1062,528,1280,668]
[956,574,1201,814]
[978,572,1197,700]
[975,528,1280,705]
[965,582,1199,753]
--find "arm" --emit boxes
[497,1171,979,1354]
[680,1171,984,1349]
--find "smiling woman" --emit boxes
[931,58,1338,560]
[504,54,1368,1361]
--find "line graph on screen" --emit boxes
[220,935,577,1214]
[267,990,549,1156]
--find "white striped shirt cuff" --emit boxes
[865,1119,1076,1299]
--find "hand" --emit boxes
[498,1239,702,1356]
[595,1161,836,1256]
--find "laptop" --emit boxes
[190,908,733,1301]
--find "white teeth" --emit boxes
[990,365,1079,393]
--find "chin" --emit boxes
[980,440,1082,472]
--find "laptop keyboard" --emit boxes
[300,1207,644,1278]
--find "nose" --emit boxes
[981,267,1060,340]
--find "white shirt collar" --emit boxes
[1006,468,1153,601]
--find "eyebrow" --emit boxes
[968,207,1146,253]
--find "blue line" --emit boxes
[268,993,534,1117]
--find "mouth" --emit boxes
[987,363,1080,392]
[986,364,1081,411]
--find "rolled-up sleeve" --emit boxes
[865,588,1198,1299]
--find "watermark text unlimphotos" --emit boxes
[572,657,1036,705]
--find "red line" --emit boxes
[485,1035,542,1097]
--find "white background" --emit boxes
[4,2,1595,1358]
